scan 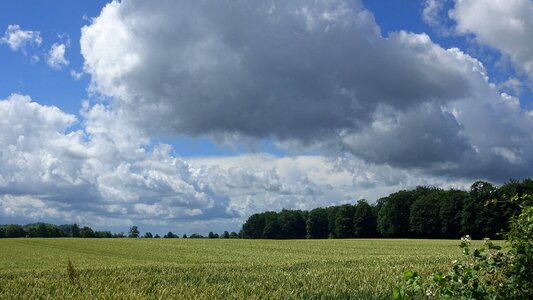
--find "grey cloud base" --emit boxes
[81,0,470,140]
[81,0,533,180]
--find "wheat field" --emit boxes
[0,238,469,299]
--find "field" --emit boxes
[0,238,472,299]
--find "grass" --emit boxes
[0,238,475,299]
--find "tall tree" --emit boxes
[71,224,81,237]
[326,206,340,238]
[353,200,377,238]
[278,210,307,239]
[262,211,282,239]
[306,207,329,239]
[439,190,467,238]
[378,188,431,237]
[128,226,140,238]
[80,226,95,238]
[461,181,496,238]
[335,204,355,238]
[242,213,266,239]
[409,192,442,238]
[164,232,176,238]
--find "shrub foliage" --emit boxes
[393,194,533,299]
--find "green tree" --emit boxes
[128,226,140,238]
[326,206,340,238]
[461,181,497,238]
[80,226,95,238]
[222,231,230,238]
[353,200,377,238]
[37,223,49,237]
[378,188,429,237]
[335,204,355,238]
[278,210,307,239]
[143,232,153,238]
[438,189,467,238]
[208,232,215,238]
[263,211,282,239]
[242,213,266,239]
[306,207,329,239]
[409,192,442,238]
[71,224,81,237]
[164,231,176,238]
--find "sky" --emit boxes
[1,0,533,235]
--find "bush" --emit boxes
[393,194,533,299]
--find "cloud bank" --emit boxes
[2,94,467,232]
[80,0,533,180]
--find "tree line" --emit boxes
[0,222,242,239]
[2,179,531,240]
[241,179,533,239]
[0,223,116,238]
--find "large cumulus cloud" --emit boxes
[80,0,470,141]
[79,0,533,181]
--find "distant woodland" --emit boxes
[2,179,532,240]
[241,179,533,240]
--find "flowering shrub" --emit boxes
[393,194,533,299]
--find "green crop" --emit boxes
[0,238,475,299]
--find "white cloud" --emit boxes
[78,0,533,181]
[1,24,42,51]
[80,0,471,142]
[70,70,84,80]
[422,0,452,35]
[451,0,533,82]
[47,43,69,70]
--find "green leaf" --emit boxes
[392,287,401,300]
[433,273,444,282]
[404,271,416,281]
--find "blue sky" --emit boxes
[1,0,533,235]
